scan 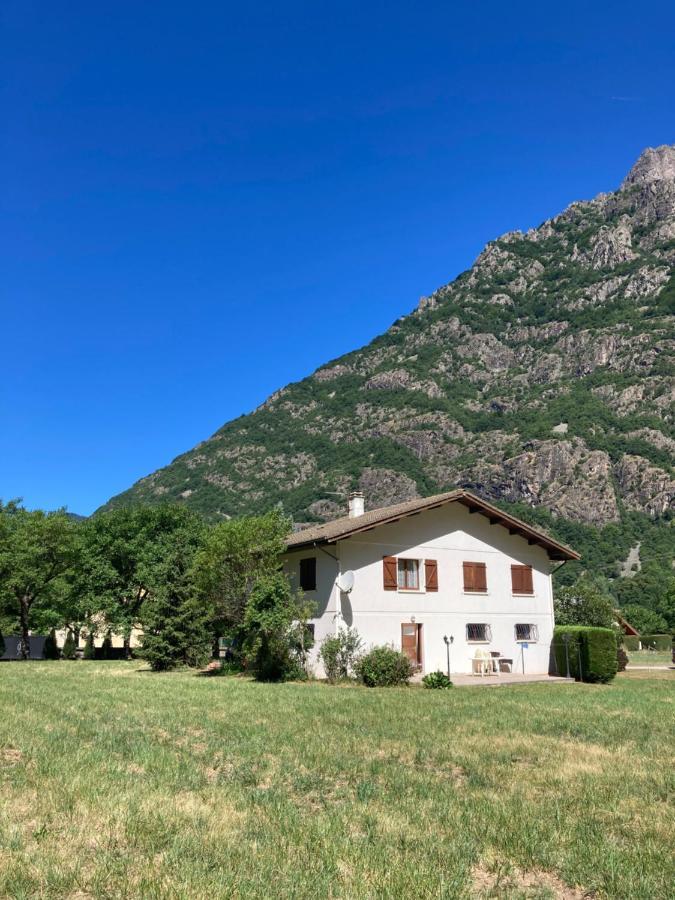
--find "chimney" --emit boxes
[348,491,365,518]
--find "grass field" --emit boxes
[625,649,672,667]
[1,664,673,899]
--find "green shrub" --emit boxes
[43,628,60,660]
[83,632,96,660]
[616,645,629,672]
[552,626,618,683]
[422,671,452,689]
[355,645,412,687]
[215,660,244,676]
[100,631,113,660]
[318,627,363,681]
[61,630,77,660]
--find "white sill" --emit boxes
[467,640,491,644]
[463,591,489,596]
[512,593,535,597]
[516,640,538,644]
[398,588,422,593]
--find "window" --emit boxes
[511,565,534,594]
[466,623,492,642]
[397,558,420,590]
[515,624,538,642]
[463,561,487,592]
[305,624,316,640]
[299,557,317,591]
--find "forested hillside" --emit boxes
[103,146,674,609]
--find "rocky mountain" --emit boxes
[103,145,674,574]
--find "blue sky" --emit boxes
[2,1,674,514]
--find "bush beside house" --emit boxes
[355,645,412,687]
[318,628,363,682]
[552,626,618,683]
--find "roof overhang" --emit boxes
[286,489,580,561]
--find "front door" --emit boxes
[401,623,422,669]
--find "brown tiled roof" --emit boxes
[285,489,580,561]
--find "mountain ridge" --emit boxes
[102,145,674,576]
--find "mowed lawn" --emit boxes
[625,650,672,667]
[1,664,673,899]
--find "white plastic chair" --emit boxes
[472,648,492,676]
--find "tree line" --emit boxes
[0,500,311,674]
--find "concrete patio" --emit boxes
[413,672,574,687]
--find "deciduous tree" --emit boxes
[0,501,79,659]
[554,576,615,629]
[619,604,669,635]
[79,505,204,658]
[193,509,289,632]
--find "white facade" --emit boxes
[284,502,558,677]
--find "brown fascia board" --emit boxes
[286,489,580,561]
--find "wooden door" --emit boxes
[401,623,421,668]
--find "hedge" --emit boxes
[622,634,672,652]
[552,626,618,683]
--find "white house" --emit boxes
[284,489,580,677]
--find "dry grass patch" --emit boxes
[471,861,592,899]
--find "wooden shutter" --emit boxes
[511,565,533,594]
[425,559,438,591]
[383,556,397,590]
[463,561,487,592]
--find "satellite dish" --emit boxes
[336,570,355,593]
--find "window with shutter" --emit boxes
[383,556,397,590]
[463,562,487,592]
[425,559,438,591]
[299,557,317,591]
[511,565,533,594]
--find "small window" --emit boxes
[463,562,487,592]
[515,624,538,642]
[306,624,315,640]
[397,558,420,590]
[299,557,317,591]
[466,623,492,642]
